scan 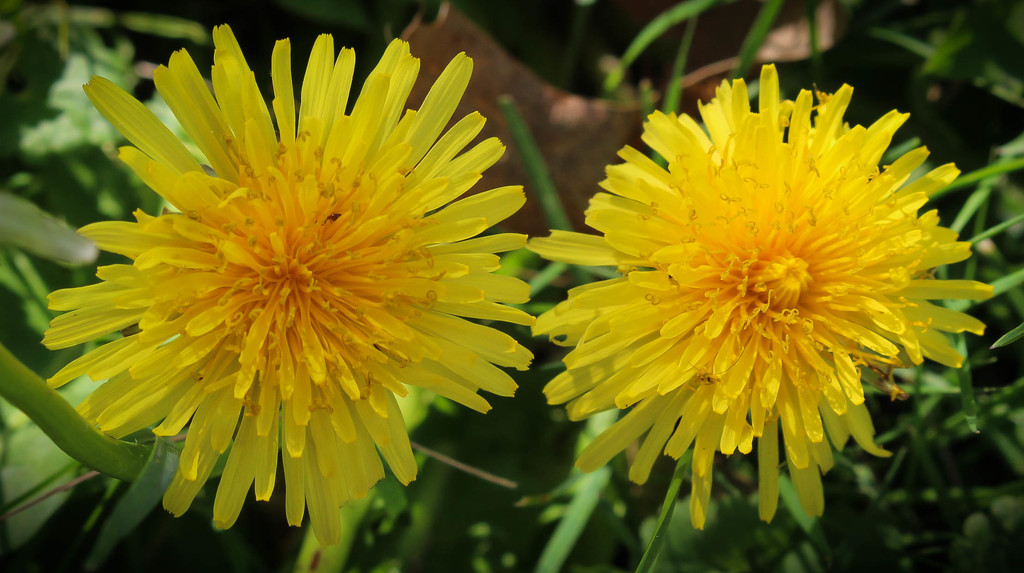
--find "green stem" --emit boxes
[636,451,692,573]
[0,342,149,481]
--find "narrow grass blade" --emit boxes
[0,460,78,517]
[882,136,922,164]
[934,156,1024,200]
[663,16,699,115]
[968,212,1024,244]
[498,96,573,233]
[730,0,786,79]
[535,410,616,573]
[118,12,210,44]
[806,0,823,79]
[604,0,723,94]
[635,451,692,573]
[950,183,993,234]
[954,335,979,433]
[866,27,935,59]
[990,268,1024,298]
[85,438,179,571]
[778,475,832,562]
[498,96,590,286]
[947,267,1024,313]
[991,321,1024,349]
[534,466,611,573]
[560,0,597,88]
[530,261,569,294]
[0,192,98,265]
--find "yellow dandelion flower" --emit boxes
[531,64,992,527]
[42,25,534,544]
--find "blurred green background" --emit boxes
[2,0,1024,571]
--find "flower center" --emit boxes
[758,253,812,309]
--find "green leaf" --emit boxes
[954,335,979,433]
[534,466,611,573]
[272,0,372,30]
[923,2,1024,106]
[968,212,1024,244]
[730,0,786,79]
[603,0,725,93]
[0,192,98,265]
[778,475,831,563]
[992,321,1024,348]
[117,12,209,44]
[935,156,1024,200]
[18,26,135,157]
[84,437,180,571]
[534,410,617,573]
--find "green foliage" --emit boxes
[1,0,1023,571]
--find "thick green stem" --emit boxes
[0,343,149,481]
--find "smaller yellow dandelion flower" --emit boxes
[531,64,991,527]
[43,25,533,544]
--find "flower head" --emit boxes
[531,65,991,526]
[43,25,533,543]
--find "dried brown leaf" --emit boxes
[403,5,642,235]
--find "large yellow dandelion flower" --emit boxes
[42,25,533,543]
[531,65,991,527]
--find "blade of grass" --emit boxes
[603,0,725,94]
[118,12,209,44]
[639,79,658,120]
[954,336,979,433]
[530,261,569,294]
[778,475,831,563]
[560,0,597,88]
[866,27,935,59]
[882,137,922,164]
[949,181,994,235]
[534,410,616,573]
[498,96,573,233]
[947,267,1024,312]
[991,321,1024,348]
[663,16,699,115]
[85,439,179,571]
[498,95,590,286]
[534,466,611,573]
[968,212,1024,244]
[730,0,786,79]
[806,0,823,80]
[635,451,692,573]
[963,177,990,291]
[933,155,1024,200]
[0,460,79,517]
